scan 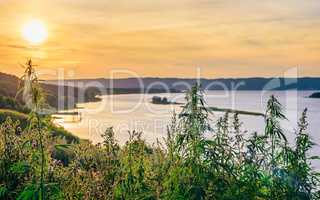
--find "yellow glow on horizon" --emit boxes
[0,0,316,78]
[22,20,48,45]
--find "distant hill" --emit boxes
[0,72,99,110]
[46,77,320,91]
[0,73,180,110]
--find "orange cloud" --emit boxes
[0,0,319,79]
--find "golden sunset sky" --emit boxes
[0,0,319,78]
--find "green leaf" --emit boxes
[0,186,8,198]
[17,184,39,200]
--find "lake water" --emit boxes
[54,90,320,165]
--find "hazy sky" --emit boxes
[0,0,319,78]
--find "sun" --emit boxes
[22,20,48,45]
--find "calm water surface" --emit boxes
[54,90,320,165]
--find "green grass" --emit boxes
[0,109,79,144]
[0,109,29,127]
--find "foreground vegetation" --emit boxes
[1,61,320,199]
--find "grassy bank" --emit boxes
[0,108,79,144]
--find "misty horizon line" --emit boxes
[1,71,320,81]
[44,76,320,81]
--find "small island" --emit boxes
[309,92,320,98]
[151,96,181,105]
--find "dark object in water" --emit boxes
[309,92,320,98]
[151,96,182,105]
